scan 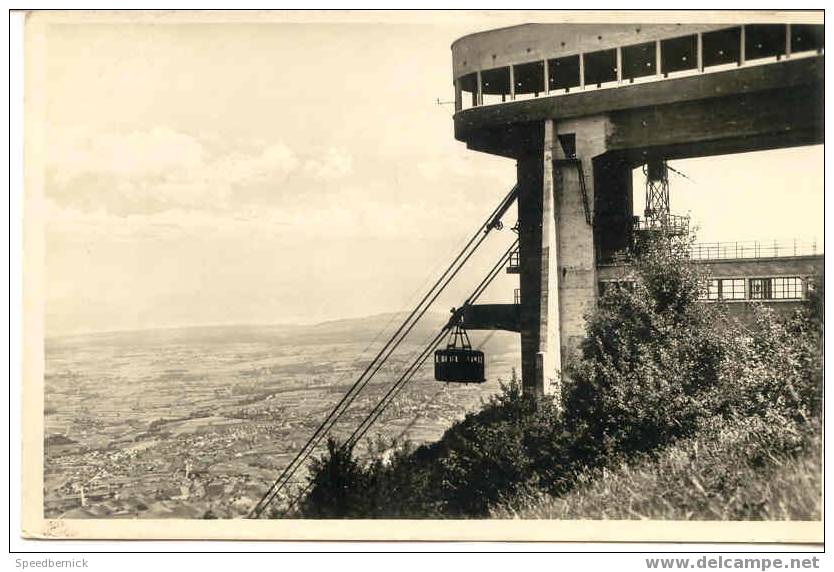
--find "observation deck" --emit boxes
[451,23,824,159]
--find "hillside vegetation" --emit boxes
[295,235,823,520]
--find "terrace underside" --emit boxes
[454,56,824,161]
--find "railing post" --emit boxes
[509,65,516,101]
[739,25,746,66]
[697,32,704,72]
[543,59,550,95]
[655,40,662,78]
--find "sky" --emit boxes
[35,14,824,336]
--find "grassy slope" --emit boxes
[495,419,822,521]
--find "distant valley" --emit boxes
[44,313,519,518]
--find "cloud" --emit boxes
[302,147,353,180]
[45,127,315,216]
[49,127,205,184]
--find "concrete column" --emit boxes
[516,117,610,398]
[579,53,585,90]
[536,119,561,397]
[509,65,516,100]
[616,47,623,85]
[785,24,792,59]
[454,79,462,112]
[476,70,483,105]
[543,59,550,95]
[516,122,560,397]
[517,150,544,395]
[553,120,605,362]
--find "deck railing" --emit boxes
[456,24,824,113]
[690,239,820,261]
[507,249,520,271]
[633,214,690,235]
[597,239,821,265]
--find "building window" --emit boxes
[749,278,771,300]
[706,279,720,300]
[705,278,746,300]
[721,278,746,300]
[772,277,804,300]
[749,277,805,300]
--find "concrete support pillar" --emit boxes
[553,120,604,361]
[516,117,609,398]
[517,147,545,396]
[785,24,792,59]
[536,119,561,397]
[509,65,516,100]
[543,59,550,95]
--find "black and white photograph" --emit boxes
[17,9,824,543]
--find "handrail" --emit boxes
[690,239,820,261]
[597,239,821,265]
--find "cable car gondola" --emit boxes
[434,322,485,384]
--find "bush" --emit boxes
[300,437,369,517]
[563,233,726,464]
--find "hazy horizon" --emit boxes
[46,308,452,339]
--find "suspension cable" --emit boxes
[248,186,517,518]
[346,239,518,449]
[278,239,518,516]
[252,229,491,516]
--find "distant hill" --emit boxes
[45,311,459,350]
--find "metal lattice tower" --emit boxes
[643,159,670,223]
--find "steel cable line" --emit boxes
[346,239,518,449]
[277,239,518,517]
[248,186,517,518]
[252,227,500,517]
[252,230,492,516]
